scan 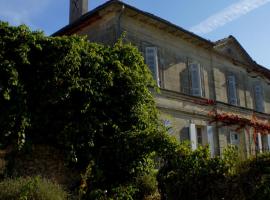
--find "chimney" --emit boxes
[69,0,88,23]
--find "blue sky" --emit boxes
[1,0,270,68]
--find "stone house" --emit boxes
[54,0,270,157]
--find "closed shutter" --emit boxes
[180,67,190,94]
[190,63,202,96]
[254,84,264,112]
[145,47,160,86]
[190,123,197,150]
[207,126,215,157]
[227,74,237,105]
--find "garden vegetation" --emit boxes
[1,22,270,200]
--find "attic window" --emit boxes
[227,48,232,54]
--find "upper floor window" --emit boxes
[227,74,238,105]
[145,47,160,87]
[254,83,264,112]
[189,63,203,97]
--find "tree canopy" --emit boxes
[0,22,177,197]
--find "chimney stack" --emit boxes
[69,0,88,23]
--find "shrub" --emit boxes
[0,176,68,200]
[157,146,228,200]
[222,144,242,174]
[226,153,270,200]
[85,185,138,200]
[135,173,158,198]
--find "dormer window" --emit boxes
[227,48,232,54]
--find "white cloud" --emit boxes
[190,0,270,35]
[0,0,52,28]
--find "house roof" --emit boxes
[214,35,270,79]
[53,0,213,47]
[53,0,270,80]
[214,35,254,64]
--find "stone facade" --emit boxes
[54,0,270,157]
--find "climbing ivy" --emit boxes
[0,22,177,195]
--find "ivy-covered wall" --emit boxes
[0,22,177,198]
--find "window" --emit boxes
[145,47,160,87]
[189,63,203,97]
[189,124,215,156]
[227,74,238,105]
[254,83,264,112]
[196,127,203,145]
[230,131,239,146]
[163,119,173,135]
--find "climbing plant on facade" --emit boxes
[0,22,178,197]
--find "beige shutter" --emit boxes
[207,126,215,157]
[145,47,160,87]
[190,63,202,96]
[190,123,197,150]
[267,135,270,151]
[257,133,263,153]
[254,84,264,112]
[227,74,237,105]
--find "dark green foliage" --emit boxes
[226,153,270,200]
[0,176,68,200]
[158,144,270,200]
[157,145,228,200]
[0,22,177,198]
[135,172,158,198]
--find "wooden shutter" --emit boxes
[207,126,215,157]
[180,127,190,142]
[145,47,159,86]
[190,123,197,150]
[227,74,237,105]
[267,135,270,151]
[190,63,202,96]
[257,133,263,153]
[180,67,190,94]
[254,84,264,112]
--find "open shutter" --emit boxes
[254,84,264,112]
[227,74,237,105]
[190,63,202,96]
[145,47,159,87]
[267,135,270,151]
[207,126,215,157]
[190,123,197,150]
[257,133,263,153]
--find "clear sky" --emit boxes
[1,0,270,68]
